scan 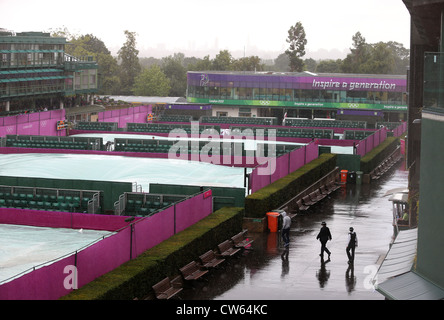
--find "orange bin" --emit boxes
[266,211,280,232]
[341,170,348,183]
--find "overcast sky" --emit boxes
[1,0,411,60]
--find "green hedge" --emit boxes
[245,153,337,218]
[360,137,400,174]
[60,206,244,300]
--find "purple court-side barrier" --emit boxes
[355,122,406,157]
[249,141,319,194]
[0,105,152,139]
[98,105,152,128]
[355,127,388,157]
[0,109,66,137]
[0,191,213,300]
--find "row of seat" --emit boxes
[277,130,333,139]
[151,229,253,299]
[76,122,117,131]
[125,199,173,217]
[127,126,219,134]
[296,180,341,212]
[7,140,95,150]
[0,199,81,212]
[370,153,401,181]
[116,141,297,156]
[201,117,276,126]
[157,115,192,122]
[285,119,366,128]
[0,192,91,213]
[344,130,374,140]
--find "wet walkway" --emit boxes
[178,160,408,300]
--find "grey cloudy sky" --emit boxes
[1,0,411,60]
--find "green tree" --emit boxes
[342,32,409,74]
[162,53,187,97]
[304,58,317,72]
[273,53,290,72]
[187,55,213,71]
[285,21,307,72]
[212,50,233,71]
[118,30,141,95]
[316,59,342,73]
[52,29,121,95]
[231,56,265,71]
[341,32,371,73]
[362,42,395,74]
[133,65,171,96]
[97,54,121,94]
[386,41,410,74]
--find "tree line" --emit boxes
[52,22,409,98]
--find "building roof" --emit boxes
[188,70,406,80]
[375,228,417,285]
[377,271,444,300]
[403,0,444,46]
[0,30,66,44]
[101,96,186,104]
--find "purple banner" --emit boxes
[188,72,406,92]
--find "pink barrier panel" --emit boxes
[250,162,271,193]
[356,142,366,157]
[400,139,405,155]
[133,206,175,257]
[250,142,320,193]
[0,208,135,232]
[305,141,319,163]
[392,122,406,137]
[271,152,289,184]
[98,105,152,128]
[366,134,374,154]
[0,255,75,300]
[75,228,131,289]
[374,130,380,146]
[0,109,66,138]
[356,127,388,157]
[289,147,306,172]
[175,192,213,233]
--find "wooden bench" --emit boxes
[320,184,330,196]
[327,180,340,193]
[179,261,209,281]
[231,230,254,249]
[296,199,309,211]
[309,191,321,203]
[370,167,381,180]
[152,276,183,299]
[314,189,326,201]
[217,239,241,257]
[302,194,315,206]
[199,250,225,269]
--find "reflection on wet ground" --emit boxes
[179,160,408,300]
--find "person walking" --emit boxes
[281,209,291,248]
[346,227,358,264]
[316,221,332,260]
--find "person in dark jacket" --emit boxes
[346,227,358,265]
[316,222,332,260]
